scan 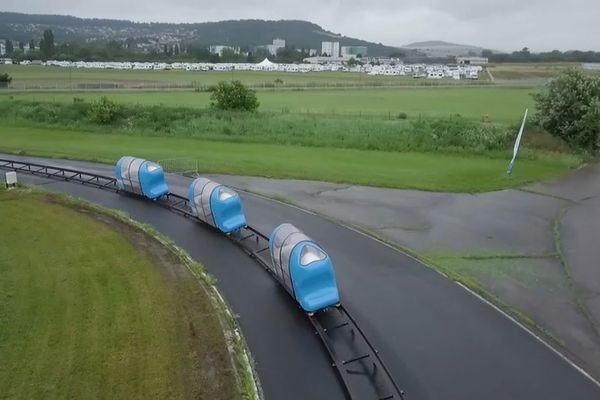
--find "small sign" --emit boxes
[5,171,17,187]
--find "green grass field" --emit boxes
[0,86,535,123]
[488,62,600,81]
[0,189,241,400]
[0,126,579,192]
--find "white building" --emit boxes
[0,42,5,56]
[583,63,600,70]
[209,45,240,56]
[265,38,286,56]
[321,41,340,57]
[456,56,488,65]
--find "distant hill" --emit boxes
[0,12,402,56]
[403,40,485,57]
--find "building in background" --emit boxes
[456,56,488,65]
[341,46,367,58]
[583,63,600,70]
[265,38,286,56]
[209,45,241,56]
[321,41,340,57]
[0,42,5,56]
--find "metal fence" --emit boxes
[157,158,200,175]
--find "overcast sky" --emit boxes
[2,0,598,51]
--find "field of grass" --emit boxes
[0,86,535,123]
[0,188,242,400]
[487,62,600,81]
[0,125,580,192]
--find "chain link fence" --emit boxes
[157,158,200,176]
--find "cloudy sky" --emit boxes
[2,0,598,51]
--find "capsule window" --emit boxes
[299,245,327,267]
[218,188,236,201]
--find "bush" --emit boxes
[209,80,259,112]
[534,69,600,153]
[89,96,121,124]
[397,112,407,120]
[0,73,12,88]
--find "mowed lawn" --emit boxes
[0,126,579,192]
[0,86,536,123]
[0,189,241,400]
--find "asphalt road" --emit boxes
[4,155,600,400]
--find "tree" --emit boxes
[534,69,600,153]
[346,57,359,67]
[0,73,13,88]
[89,96,122,124]
[173,44,179,56]
[209,80,259,112]
[39,29,55,58]
[5,40,14,55]
[29,39,35,51]
[18,41,25,51]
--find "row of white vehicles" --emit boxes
[26,59,481,80]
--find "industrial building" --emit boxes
[341,46,367,58]
[456,56,488,65]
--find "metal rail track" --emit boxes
[0,158,406,400]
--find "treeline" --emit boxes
[4,31,311,63]
[0,12,399,56]
[485,48,600,63]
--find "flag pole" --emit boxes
[507,109,529,175]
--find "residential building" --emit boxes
[265,38,286,56]
[321,41,340,57]
[0,42,5,56]
[209,45,240,56]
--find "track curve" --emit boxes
[4,154,600,400]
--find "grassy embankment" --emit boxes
[0,187,251,400]
[0,97,581,192]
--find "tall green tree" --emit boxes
[29,39,35,52]
[534,69,600,153]
[5,39,14,55]
[40,29,55,58]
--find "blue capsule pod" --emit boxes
[187,177,247,233]
[115,156,169,200]
[269,223,340,313]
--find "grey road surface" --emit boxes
[3,155,600,400]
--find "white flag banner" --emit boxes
[507,109,529,175]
